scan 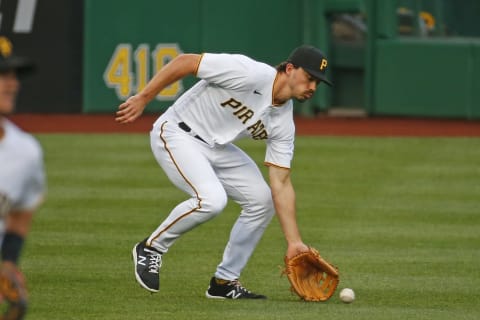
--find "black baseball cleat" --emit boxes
[205,277,267,299]
[132,239,163,293]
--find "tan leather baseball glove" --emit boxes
[0,262,28,320]
[283,247,339,301]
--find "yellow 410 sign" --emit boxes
[104,43,183,100]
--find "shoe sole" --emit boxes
[205,291,267,300]
[205,290,227,299]
[132,244,159,293]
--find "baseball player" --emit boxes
[0,37,45,318]
[116,45,332,299]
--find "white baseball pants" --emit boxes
[147,114,275,281]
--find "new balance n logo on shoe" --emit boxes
[138,255,147,266]
[226,289,243,299]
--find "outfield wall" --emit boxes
[82,0,308,113]
[82,0,480,119]
[4,0,480,119]
[372,38,480,119]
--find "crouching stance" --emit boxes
[116,45,332,299]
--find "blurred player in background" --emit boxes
[116,45,331,299]
[0,36,46,319]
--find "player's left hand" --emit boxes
[286,241,310,259]
[115,94,148,124]
[283,247,339,301]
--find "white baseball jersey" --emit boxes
[147,53,297,280]
[0,119,46,217]
[164,53,295,168]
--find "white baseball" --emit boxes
[339,288,355,303]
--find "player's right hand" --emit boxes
[115,95,147,124]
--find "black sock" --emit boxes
[1,233,24,264]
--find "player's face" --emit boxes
[288,66,320,102]
[0,70,19,115]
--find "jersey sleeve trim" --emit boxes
[264,161,291,170]
[15,194,45,212]
[193,53,205,77]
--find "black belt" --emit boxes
[178,122,206,143]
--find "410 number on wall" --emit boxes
[104,43,184,101]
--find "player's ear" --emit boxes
[285,63,296,75]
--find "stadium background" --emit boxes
[3,0,480,119]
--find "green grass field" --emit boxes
[23,134,480,319]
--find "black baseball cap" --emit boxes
[0,36,34,75]
[288,45,332,86]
